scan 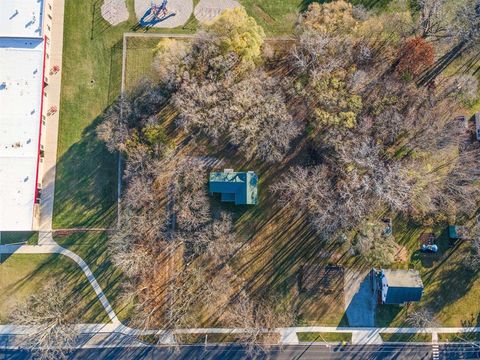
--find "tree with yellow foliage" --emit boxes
[302,0,357,34]
[312,68,363,129]
[205,7,265,66]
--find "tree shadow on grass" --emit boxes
[53,116,118,229]
[90,0,115,40]
[55,232,134,324]
[421,245,479,325]
[375,304,403,327]
[410,228,452,269]
[1,253,109,324]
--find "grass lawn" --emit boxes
[124,37,162,91]
[54,0,125,228]
[438,333,480,342]
[375,236,480,327]
[380,333,431,342]
[297,332,352,343]
[54,0,195,229]
[54,231,133,323]
[175,333,281,344]
[239,0,301,34]
[0,232,38,245]
[0,254,108,324]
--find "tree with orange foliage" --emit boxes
[397,37,435,78]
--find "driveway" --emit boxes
[344,269,376,327]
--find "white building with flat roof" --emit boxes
[0,0,44,38]
[0,1,45,231]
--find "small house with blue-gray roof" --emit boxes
[379,269,423,305]
[209,170,258,205]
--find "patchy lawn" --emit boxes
[297,332,352,343]
[438,332,480,342]
[54,232,133,323]
[380,333,431,342]
[57,0,479,329]
[120,35,479,329]
[375,239,480,327]
[124,37,162,91]
[0,254,108,324]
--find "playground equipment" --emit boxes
[150,0,174,19]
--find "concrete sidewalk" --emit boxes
[1,321,480,345]
[38,0,65,234]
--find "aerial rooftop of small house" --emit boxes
[380,269,424,304]
[382,269,423,288]
[209,170,258,205]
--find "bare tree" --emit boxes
[174,70,300,162]
[465,225,480,270]
[10,280,79,360]
[171,157,211,232]
[452,0,480,44]
[469,236,480,270]
[228,72,301,162]
[97,80,171,157]
[406,308,438,327]
[185,211,241,261]
[224,292,297,356]
[351,221,399,266]
[417,0,450,41]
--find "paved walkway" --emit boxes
[38,0,64,234]
[433,332,440,360]
[352,330,383,345]
[344,269,375,327]
[1,320,480,344]
[279,328,299,345]
[0,243,119,325]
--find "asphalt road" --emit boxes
[1,344,480,360]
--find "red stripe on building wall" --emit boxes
[33,34,48,226]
